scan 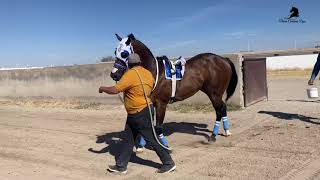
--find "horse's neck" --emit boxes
[135,49,157,77]
[133,40,162,79]
[141,55,157,77]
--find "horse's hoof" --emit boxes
[136,147,145,154]
[167,147,173,154]
[208,135,216,143]
[224,130,232,137]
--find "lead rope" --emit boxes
[151,57,159,92]
[132,68,173,151]
[117,56,158,102]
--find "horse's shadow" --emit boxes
[162,122,212,139]
[88,122,212,168]
[258,111,320,125]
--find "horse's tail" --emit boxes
[225,58,238,102]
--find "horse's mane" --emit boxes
[131,39,162,75]
[132,39,155,60]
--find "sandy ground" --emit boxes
[0,76,320,180]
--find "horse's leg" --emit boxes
[207,95,224,143]
[221,103,232,136]
[154,101,169,147]
[136,101,169,152]
[136,134,146,153]
[208,97,231,143]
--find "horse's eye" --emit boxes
[121,50,129,59]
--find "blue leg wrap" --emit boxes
[213,121,221,136]
[159,133,168,147]
[138,136,146,147]
[222,116,229,130]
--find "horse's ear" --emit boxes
[115,34,122,41]
[128,33,136,40]
[125,34,135,45]
[162,56,169,61]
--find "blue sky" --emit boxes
[0,0,319,67]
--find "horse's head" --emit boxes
[110,33,155,81]
[289,6,299,19]
[110,33,136,81]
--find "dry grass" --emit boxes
[0,97,105,110]
[168,103,241,113]
[267,68,312,78]
[0,97,242,113]
[0,68,313,112]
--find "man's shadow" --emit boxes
[88,122,212,168]
[258,111,320,125]
[286,99,320,103]
[88,131,161,168]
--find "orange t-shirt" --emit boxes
[114,66,154,114]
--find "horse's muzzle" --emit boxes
[110,72,120,81]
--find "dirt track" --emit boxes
[0,77,319,180]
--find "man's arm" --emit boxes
[308,54,320,85]
[99,86,120,94]
[99,70,132,94]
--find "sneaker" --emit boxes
[136,147,145,154]
[157,164,176,173]
[107,165,127,174]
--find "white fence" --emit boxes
[266,54,318,70]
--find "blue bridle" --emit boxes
[113,60,128,71]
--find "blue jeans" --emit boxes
[310,54,320,81]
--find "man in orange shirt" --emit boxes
[99,53,175,174]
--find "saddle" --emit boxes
[157,56,186,104]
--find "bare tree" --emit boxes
[100,56,115,62]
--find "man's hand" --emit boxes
[308,79,314,86]
[98,86,120,94]
[99,87,104,93]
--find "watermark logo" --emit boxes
[279,6,306,23]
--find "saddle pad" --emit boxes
[163,60,185,80]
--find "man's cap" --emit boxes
[128,53,141,64]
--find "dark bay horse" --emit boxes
[110,33,238,147]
